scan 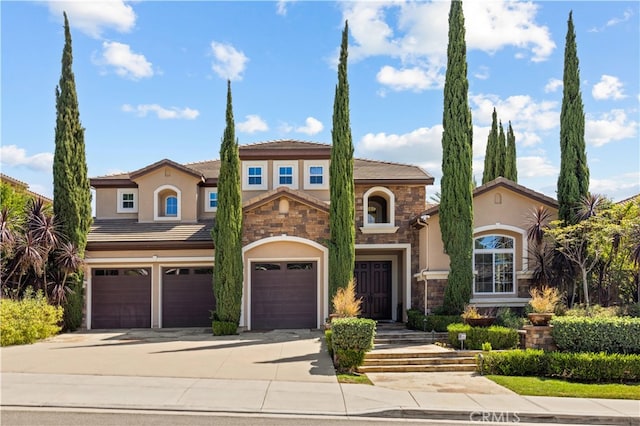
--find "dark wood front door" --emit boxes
[354,261,392,320]
[91,268,151,329]
[162,267,215,328]
[251,261,317,329]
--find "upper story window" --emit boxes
[116,188,138,213]
[204,189,218,212]
[473,235,515,295]
[273,161,298,189]
[154,185,181,221]
[242,161,268,190]
[360,186,398,234]
[303,160,329,190]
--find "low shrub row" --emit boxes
[406,309,460,332]
[329,317,376,373]
[447,323,519,350]
[1,290,63,346]
[552,316,640,354]
[478,349,640,383]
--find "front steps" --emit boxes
[357,322,479,373]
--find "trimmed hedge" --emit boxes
[406,309,459,332]
[331,317,376,373]
[212,320,238,336]
[552,316,640,354]
[478,349,640,383]
[325,329,333,357]
[1,291,63,346]
[447,323,519,350]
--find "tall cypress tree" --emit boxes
[53,12,91,254]
[505,121,518,182]
[53,12,92,330]
[558,11,589,224]
[212,81,243,334]
[482,108,499,184]
[440,0,473,314]
[329,21,355,303]
[497,120,506,177]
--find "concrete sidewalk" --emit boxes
[2,372,638,425]
[1,329,638,424]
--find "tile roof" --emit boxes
[243,186,330,213]
[87,219,213,243]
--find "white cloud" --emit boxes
[121,104,199,120]
[46,0,136,39]
[592,75,627,100]
[210,41,248,81]
[586,109,638,147]
[0,145,53,172]
[276,0,295,16]
[590,171,640,202]
[237,115,268,133]
[517,156,558,178]
[474,66,490,80]
[544,78,563,93]
[589,9,633,32]
[295,117,324,135]
[376,65,442,92]
[96,41,153,80]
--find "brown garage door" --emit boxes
[91,268,151,329]
[251,261,317,329]
[162,267,215,328]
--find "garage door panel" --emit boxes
[91,269,151,329]
[251,261,316,330]
[162,267,216,328]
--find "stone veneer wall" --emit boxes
[242,198,330,246]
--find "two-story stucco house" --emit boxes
[86,140,558,330]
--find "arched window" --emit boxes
[473,235,515,294]
[361,187,398,234]
[367,196,388,223]
[165,196,178,216]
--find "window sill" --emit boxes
[470,297,529,308]
[359,225,399,234]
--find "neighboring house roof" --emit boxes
[129,159,205,181]
[243,186,330,213]
[87,219,213,250]
[0,173,53,204]
[90,140,434,186]
[616,194,639,205]
[412,177,558,223]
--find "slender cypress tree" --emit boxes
[53,12,91,254]
[212,81,243,334]
[53,12,92,330]
[505,121,518,182]
[329,21,355,303]
[497,120,506,177]
[482,108,499,184]
[558,11,589,224]
[440,0,473,314]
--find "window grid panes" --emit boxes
[309,166,323,184]
[473,235,515,294]
[248,167,262,185]
[122,193,134,209]
[279,166,293,185]
[209,191,218,208]
[166,196,178,216]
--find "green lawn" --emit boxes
[337,373,373,385]
[487,376,640,400]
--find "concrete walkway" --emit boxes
[1,329,638,424]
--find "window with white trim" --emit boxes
[303,160,329,190]
[116,188,138,213]
[473,235,515,294]
[242,161,268,190]
[205,189,218,212]
[273,161,298,189]
[360,186,398,234]
[165,196,178,216]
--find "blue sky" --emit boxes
[2,1,639,203]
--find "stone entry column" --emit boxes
[523,325,556,351]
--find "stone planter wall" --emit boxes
[523,325,557,351]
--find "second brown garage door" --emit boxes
[251,261,317,330]
[162,267,216,328]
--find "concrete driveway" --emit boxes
[1,328,337,383]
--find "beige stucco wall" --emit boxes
[419,187,558,272]
[133,167,201,223]
[243,238,327,330]
[94,188,138,220]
